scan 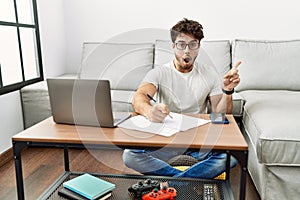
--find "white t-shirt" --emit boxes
[143,61,222,114]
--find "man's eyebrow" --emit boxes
[175,40,186,43]
[176,39,198,43]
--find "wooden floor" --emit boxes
[0,147,260,200]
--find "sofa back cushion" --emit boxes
[232,39,300,91]
[154,40,231,76]
[79,42,154,90]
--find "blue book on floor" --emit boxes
[63,173,115,200]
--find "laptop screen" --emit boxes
[47,78,130,127]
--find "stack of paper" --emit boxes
[118,112,210,137]
[61,173,115,200]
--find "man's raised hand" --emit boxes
[223,61,242,91]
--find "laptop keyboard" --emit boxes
[114,118,121,124]
[113,113,131,126]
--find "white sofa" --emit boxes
[20,39,300,199]
[21,40,245,128]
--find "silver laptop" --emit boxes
[46,78,131,127]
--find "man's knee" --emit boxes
[122,149,132,167]
[122,149,143,168]
[230,155,238,168]
[212,152,238,168]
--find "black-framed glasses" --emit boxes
[175,41,200,50]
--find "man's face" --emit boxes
[172,33,200,73]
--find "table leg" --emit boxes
[13,141,28,200]
[226,151,231,180]
[63,146,70,171]
[231,150,248,200]
[239,150,248,200]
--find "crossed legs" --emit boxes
[123,149,237,179]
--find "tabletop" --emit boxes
[12,114,248,151]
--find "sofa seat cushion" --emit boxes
[240,90,300,165]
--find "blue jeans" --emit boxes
[123,149,237,179]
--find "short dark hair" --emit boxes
[170,18,204,43]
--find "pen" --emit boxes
[146,94,173,119]
[147,94,156,103]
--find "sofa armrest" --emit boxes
[232,92,246,118]
[20,74,77,129]
[20,80,51,129]
[206,92,245,118]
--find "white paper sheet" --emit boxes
[118,112,210,137]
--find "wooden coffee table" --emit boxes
[12,114,248,200]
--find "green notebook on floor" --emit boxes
[63,173,115,200]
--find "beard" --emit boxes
[174,54,195,72]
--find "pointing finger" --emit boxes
[228,61,242,76]
[224,61,242,78]
[233,61,242,69]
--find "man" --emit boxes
[123,18,241,179]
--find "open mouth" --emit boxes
[183,57,190,63]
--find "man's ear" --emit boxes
[172,43,175,49]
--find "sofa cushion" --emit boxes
[111,90,134,112]
[240,90,300,165]
[154,39,231,76]
[79,42,154,90]
[232,39,300,91]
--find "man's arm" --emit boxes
[209,94,233,113]
[132,83,170,122]
[132,83,156,116]
[209,61,241,113]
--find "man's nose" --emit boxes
[184,45,191,52]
